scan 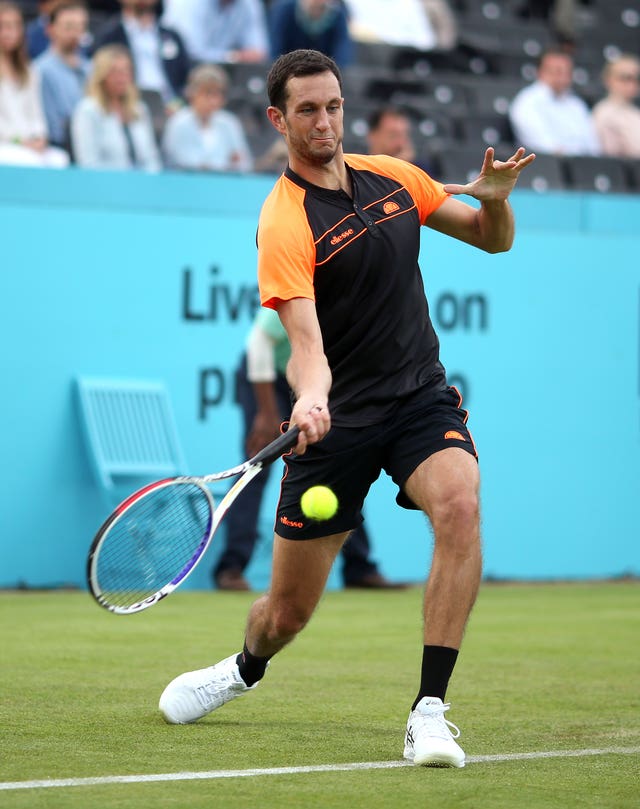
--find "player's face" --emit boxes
[279,71,344,166]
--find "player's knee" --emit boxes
[432,489,479,543]
[267,604,311,642]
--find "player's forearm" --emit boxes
[287,348,332,410]
[476,199,515,253]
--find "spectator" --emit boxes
[509,47,600,156]
[26,0,59,59]
[92,0,190,112]
[592,54,640,160]
[162,0,269,64]
[71,43,161,170]
[35,1,90,151]
[345,0,456,51]
[162,63,252,171]
[366,105,433,172]
[419,0,457,50]
[516,1,577,47]
[0,1,68,167]
[269,0,353,68]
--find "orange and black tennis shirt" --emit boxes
[258,153,449,428]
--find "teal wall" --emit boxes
[1,166,638,590]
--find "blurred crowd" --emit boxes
[0,0,638,175]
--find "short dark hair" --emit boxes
[49,1,87,23]
[267,49,342,113]
[537,45,573,68]
[367,105,410,132]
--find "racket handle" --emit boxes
[250,425,300,466]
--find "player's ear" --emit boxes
[267,106,287,134]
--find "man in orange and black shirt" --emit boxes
[159,49,535,768]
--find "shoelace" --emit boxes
[413,701,461,740]
[194,666,240,708]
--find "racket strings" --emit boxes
[95,483,212,608]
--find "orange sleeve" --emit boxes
[257,177,316,310]
[344,153,449,225]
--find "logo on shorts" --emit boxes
[444,430,465,441]
[383,201,400,214]
[280,515,304,529]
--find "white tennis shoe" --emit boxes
[403,696,466,768]
[159,653,265,724]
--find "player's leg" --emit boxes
[407,447,481,652]
[243,530,349,658]
[159,531,349,724]
[402,446,481,768]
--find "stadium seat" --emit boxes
[433,146,484,185]
[513,154,567,192]
[76,377,187,503]
[410,108,457,142]
[576,21,640,62]
[353,41,400,70]
[623,159,640,192]
[456,113,515,148]
[469,77,527,117]
[226,95,270,139]
[563,156,631,193]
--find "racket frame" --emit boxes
[87,426,299,614]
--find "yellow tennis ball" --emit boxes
[300,486,338,521]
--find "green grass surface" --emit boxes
[1,582,638,808]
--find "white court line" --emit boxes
[1,747,638,792]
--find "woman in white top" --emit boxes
[71,44,161,171]
[162,63,253,172]
[0,1,68,167]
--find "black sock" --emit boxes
[412,645,459,710]
[236,641,271,687]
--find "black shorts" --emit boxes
[275,385,478,540]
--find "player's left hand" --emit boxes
[444,147,536,201]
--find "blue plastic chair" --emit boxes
[76,377,187,502]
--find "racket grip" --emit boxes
[250,425,300,466]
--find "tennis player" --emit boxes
[160,49,535,768]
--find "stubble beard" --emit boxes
[287,127,342,167]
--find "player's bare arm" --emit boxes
[426,146,536,253]
[277,297,332,453]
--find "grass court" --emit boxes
[1,581,638,808]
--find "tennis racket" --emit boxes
[87,426,299,615]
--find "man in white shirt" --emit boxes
[509,47,600,156]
